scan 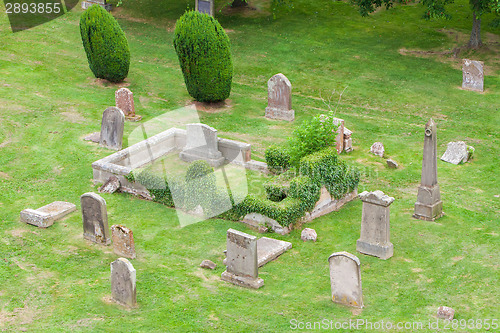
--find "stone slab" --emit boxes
[20,201,76,228]
[462,59,484,92]
[84,132,100,143]
[441,141,469,165]
[221,271,264,289]
[257,237,292,267]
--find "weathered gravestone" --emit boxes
[99,107,125,151]
[356,190,394,260]
[332,118,345,154]
[462,59,484,92]
[111,225,136,259]
[328,252,363,308]
[20,201,76,228]
[265,73,294,121]
[195,0,214,15]
[441,141,473,165]
[81,0,111,11]
[115,88,141,121]
[81,192,111,245]
[344,127,353,152]
[221,228,264,289]
[370,142,384,157]
[413,119,443,221]
[111,258,137,307]
[179,123,225,167]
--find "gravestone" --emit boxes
[99,107,125,151]
[370,142,384,157]
[437,306,455,321]
[386,159,398,169]
[301,228,317,242]
[98,176,121,194]
[265,73,295,121]
[115,88,141,121]
[441,141,472,165]
[179,123,225,167]
[356,190,394,259]
[328,252,363,308]
[81,192,111,245]
[82,0,111,11]
[20,201,76,228]
[221,228,264,289]
[462,59,484,92]
[256,237,292,267]
[111,225,136,259]
[111,258,137,307]
[344,127,353,152]
[332,118,345,154]
[413,119,443,221]
[195,0,214,15]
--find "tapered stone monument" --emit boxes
[413,119,443,221]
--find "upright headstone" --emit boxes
[99,107,125,151]
[179,123,225,167]
[344,127,353,152]
[82,0,111,11]
[195,0,214,15]
[115,88,140,120]
[328,252,363,308]
[462,59,484,92]
[332,118,345,154]
[413,119,443,221]
[81,192,111,245]
[370,142,384,157]
[221,228,264,289]
[111,225,136,259]
[356,190,394,259]
[265,73,294,121]
[111,258,137,307]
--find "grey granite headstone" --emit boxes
[356,190,394,259]
[441,141,469,165]
[221,228,264,289]
[413,119,443,221]
[179,123,225,167]
[462,59,484,92]
[265,73,294,121]
[81,192,111,245]
[111,258,136,307]
[99,107,125,151]
[328,252,363,308]
[20,201,76,228]
[196,0,213,15]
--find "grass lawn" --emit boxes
[0,0,498,331]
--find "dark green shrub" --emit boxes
[235,195,304,227]
[288,175,321,210]
[135,169,185,208]
[80,5,130,83]
[263,181,289,202]
[184,160,218,214]
[173,10,233,102]
[265,145,291,174]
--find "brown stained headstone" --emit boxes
[265,73,294,121]
[115,88,142,121]
[332,118,345,154]
[20,201,76,228]
[413,119,443,221]
[111,225,136,259]
[462,59,484,92]
[99,107,125,151]
[356,190,394,260]
[221,228,264,289]
[111,258,137,307]
[81,192,111,245]
[328,252,363,308]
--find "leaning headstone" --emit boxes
[81,192,111,245]
[99,176,121,194]
[179,123,225,167]
[441,141,472,165]
[344,127,353,152]
[221,228,264,289]
[200,259,217,270]
[195,0,214,15]
[357,190,394,259]
[99,107,125,151]
[115,88,141,121]
[111,225,136,259]
[20,201,76,228]
[328,252,363,308]
[265,73,294,121]
[386,159,398,169]
[437,306,455,321]
[462,59,484,92]
[370,142,384,157]
[111,258,136,307]
[413,119,443,221]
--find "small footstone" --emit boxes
[99,176,121,194]
[370,142,384,157]
[437,306,455,321]
[84,132,100,143]
[301,228,317,242]
[386,159,398,169]
[200,260,217,270]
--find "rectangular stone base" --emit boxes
[179,151,226,167]
[20,201,76,228]
[83,233,111,246]
[265,107,294,121]
[356,240,393,260]
[221,271,264,289]
[413,201,443,221]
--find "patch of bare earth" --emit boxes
[89,78,130,88]
[191,100,233,113]
[61,111,86,124]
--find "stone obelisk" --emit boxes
[413,119,443,221]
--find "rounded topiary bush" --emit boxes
[80,5,130,83]
[173,11,233,102]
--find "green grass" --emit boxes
[0,0,499,331]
